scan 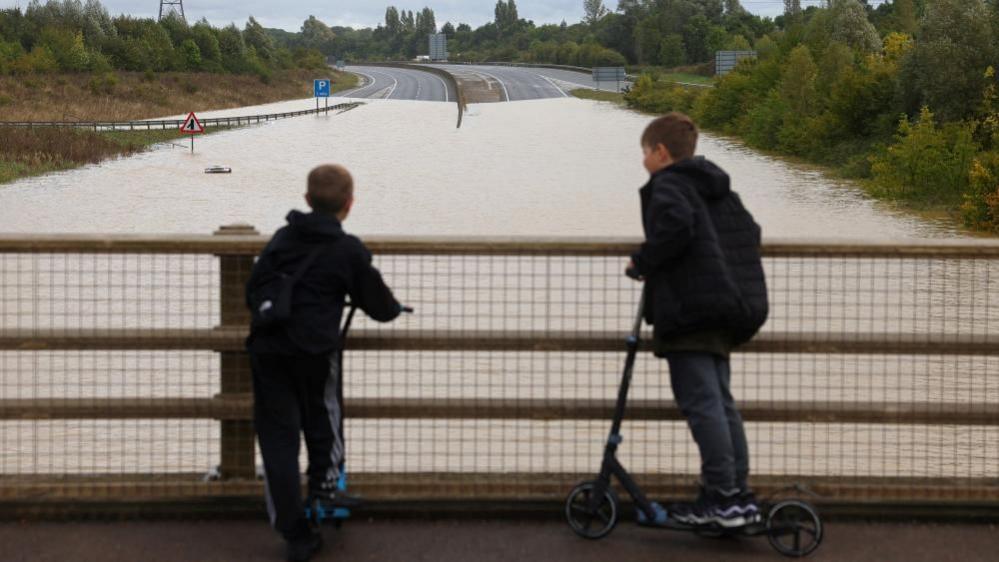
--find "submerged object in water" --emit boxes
[204,165,232,174]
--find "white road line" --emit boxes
[426,70,450,102]
[468,68,510,102]
[385,72,399,99]
[339,69,380,97]
[538,74,569,98]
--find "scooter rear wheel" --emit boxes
[564,481,619,540]
[765,500,823,557]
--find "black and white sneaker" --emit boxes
[735,490,762,524]
[670,486,750,528]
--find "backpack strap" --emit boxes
[272,244,327,320]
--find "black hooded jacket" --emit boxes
[245,210,401,355]
[631,157,768,346]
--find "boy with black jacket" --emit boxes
[246,164,402,562]
[628,113,768,529]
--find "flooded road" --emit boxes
[0,96,956,239]
[1,97,991,483]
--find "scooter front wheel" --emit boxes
[564,480,619,540]
[766,499,823,557]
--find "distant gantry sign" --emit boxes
[429,33,448,62]
[715,51,757,76]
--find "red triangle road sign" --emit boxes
[180,112,205,134]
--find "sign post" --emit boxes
[179,111,204,153]
[314,78,331,114]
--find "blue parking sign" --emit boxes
[314,79,331,98]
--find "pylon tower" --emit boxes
[158,0,186,22]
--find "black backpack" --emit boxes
[248,245,325,329]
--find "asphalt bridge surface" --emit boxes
[2,517,996,561]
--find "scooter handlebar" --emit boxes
[400,305,414,314]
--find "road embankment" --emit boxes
[0,69,359,184]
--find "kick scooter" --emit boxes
[306,302,413,528]
[563,277,822,557]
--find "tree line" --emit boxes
[625,0,999,232]
[266,1,772,69]
[0,0,327,79]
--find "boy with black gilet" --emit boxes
[627,113,768,528]
[246,164,402,562]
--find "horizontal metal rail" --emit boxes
[2,473,996,505]
[2,235,999,258]
[0,103,362,131]
[1,396,994,425]
[2,328,997,355]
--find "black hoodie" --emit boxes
[631,156,768,347]
[245,210,401,355]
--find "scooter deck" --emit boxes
[638,517,767,536]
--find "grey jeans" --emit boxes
[664,352,750,492]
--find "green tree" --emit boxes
[906,0,996,121]
[829,0,881,54]
[584,0,608,26]
[244,16,275,61]
[893,0,918,35]
[179,37,201,70]
[780,44,818,116]
[385,6,401,36]
[192,21,222,70]
[301,16,334,53]
[870,106,977,204]
[217,23,246,72]
[39,26,89,71]
[658,34,686,67]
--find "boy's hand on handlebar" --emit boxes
[625,260,644,281]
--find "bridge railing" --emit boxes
[0,229,997,514]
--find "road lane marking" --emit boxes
[538,74,569,98]
[426,70,450,102]
[468,68,510,102]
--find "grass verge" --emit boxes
[570,89,627,105]
[0,69,358,184]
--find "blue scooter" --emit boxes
[306,303,413,528]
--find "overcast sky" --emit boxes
[1,1,799,32]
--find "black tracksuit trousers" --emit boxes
[251,351,344,540]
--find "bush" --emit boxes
[737,89,785,149]
[869,107,977,205]
[88,72,117,95]
[624,74,705,114]
[961,151,999,232]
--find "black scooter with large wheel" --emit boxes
[563,279,823,557]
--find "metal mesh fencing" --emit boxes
[0,238,997,505]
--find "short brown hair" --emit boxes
[307,164,353,215]
[641,112,698,161]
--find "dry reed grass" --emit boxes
[0,69,357,122]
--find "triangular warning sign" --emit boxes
[180,112,204,134]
